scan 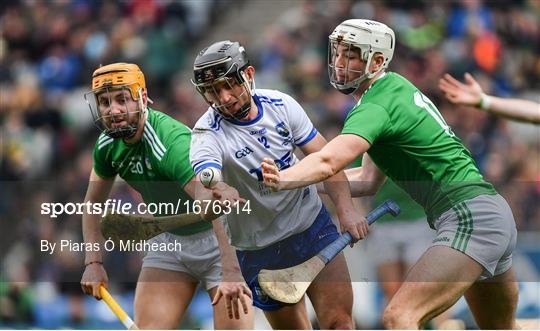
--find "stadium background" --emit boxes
[1,0,538,329]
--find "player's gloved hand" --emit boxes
[261,158,281,191]
[339,216,369,247]
[212,281,252,320]
[81,262,108,300]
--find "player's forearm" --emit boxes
[190,178,222,221]
[323,170,357,217]
[317,168,375,196]
[83,171,114,263]
[281,152,336,190]
[199,199,221,221]
[485,96,540,124]
[212,219,243,281]
[345,167,383,197]
[82,213,105,263]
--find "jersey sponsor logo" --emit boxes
[432,236,450,243]
[274,151,292,170]
[318,232,330,240]
[249,128,267,135]
[193,127,208,134]
[248,151,292,187]
[257,182,273,196]
[274,121,290,137]
[145,157,153,171]
[111,161,126,169]
[281,136,294,146]
[112,156,142,172]
[254,286,269,303]
[235,146,254,159]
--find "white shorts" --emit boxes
[368,218,433,266]
[142,229,222,290]
[432,194,517,280]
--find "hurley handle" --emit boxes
[317,199,400,264]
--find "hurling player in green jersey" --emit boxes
[80,63,253,329]
[262,20,518,329]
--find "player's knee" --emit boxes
[135,313,179,330]
[325,317,354,330]
[321,311,354,330]
[382,304,418,329]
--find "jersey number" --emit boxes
[257,136,270,149]
[130,161,144,174]
[414,91,455,137]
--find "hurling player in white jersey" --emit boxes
[190,40,368,329]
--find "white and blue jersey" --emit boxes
[190,89,323,250]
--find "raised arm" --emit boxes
[439,73,540,124]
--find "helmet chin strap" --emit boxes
[232,102,251,120]
[213,96,251,121]
[228,72,255,120]
[137,88,148,118]
[244,71,256,96]
[105,126,137,139]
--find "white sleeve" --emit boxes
[281,93,318,147]
[190,127,223,174]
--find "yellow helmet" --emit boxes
[91,62,146,100]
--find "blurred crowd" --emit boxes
[1,0,538,328]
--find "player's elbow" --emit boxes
[319,153,339,179]
[349,181,377,198]
[364,185,378,196]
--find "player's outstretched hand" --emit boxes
[438,73,484,107]
[261,158,281,191]
[81,263,108,300]
[212,282,252,320]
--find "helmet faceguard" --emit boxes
[84,63,148,139]
[328,19,395,95]
[192,40,255,120]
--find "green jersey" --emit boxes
[93,107,211,235]
[351,159,425,222]
[342,72,496,226]
[374,179,425,222]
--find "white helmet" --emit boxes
[328,19,395,94]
